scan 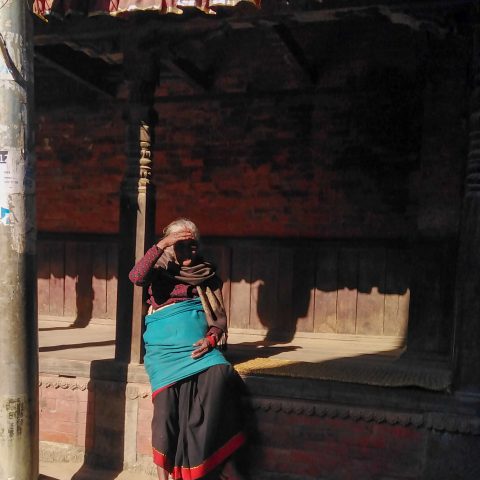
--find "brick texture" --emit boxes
[247,410,425,480]
[36,109,124,234]
[39,379,94,448]
[41,380,480,480]
[36,30,467,240]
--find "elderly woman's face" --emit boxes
[174,233,198,266]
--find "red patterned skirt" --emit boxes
[151,364,246,480]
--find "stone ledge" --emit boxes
[39,369,480,436]
[40,442,157,477]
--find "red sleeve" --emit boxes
[129,245,163,286]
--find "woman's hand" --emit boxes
[157,229,195,251]
[191,338,212,359]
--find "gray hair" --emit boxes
[163,218,200,240]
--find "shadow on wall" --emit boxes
[203,237,456,356]
[235,356,458,480]
[38,235,118,330]
[37,235,457,356]
[203,239,417,345]
[71,359,127,480]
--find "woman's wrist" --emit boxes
[206,335,217,349]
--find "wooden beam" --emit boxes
[34,51,116,99]
[273,24,317,85]
[160,57,210,92]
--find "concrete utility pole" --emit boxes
[0,0,38,479]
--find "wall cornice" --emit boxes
[39,374,480,436]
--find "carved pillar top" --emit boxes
[122,48,159,194]
[124,88,157,170]
[124,114,155,192]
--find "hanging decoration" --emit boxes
[33,0,260,19]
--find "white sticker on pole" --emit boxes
[0,31,21,82]
[0,52,14,81]
[0,148,22,225]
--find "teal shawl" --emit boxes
[143,298,230,393]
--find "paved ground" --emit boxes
[39,461,152,480]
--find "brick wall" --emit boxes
[136,395,153,459]
[40,376,94,449]
[39,373,480,480]
[249,408,425,480]
[35,28,468,240]
[37,109,125,234]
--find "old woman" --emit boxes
[129,218,246,480]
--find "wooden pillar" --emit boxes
[405,240,456,359]
[403,32,466,363]
[115,52,157,364]
[454,21,480,393]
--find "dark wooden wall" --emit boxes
[38,236,411,340]
[204,241,410,339]
[38,238,118,326]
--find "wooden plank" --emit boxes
[250,246,279,333]
[202,245,232,322]
[430,243,456,353]
[336,248,358,334]
[92,243,108,319]
[356,247,386,335]
[64,242,78,318]
[398,283,411,338]
[106,242,119,323]
[277,247,294,339]
[408,243,451,353]
[384,248,411,337]
[37,241,50,315]
[216,246,232,326]
[49,241,65,316]
[201,245,217,265]
[314,247,338,333]
[75,243,93,327]
[292,247,316,333]
[229,246,251,330]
